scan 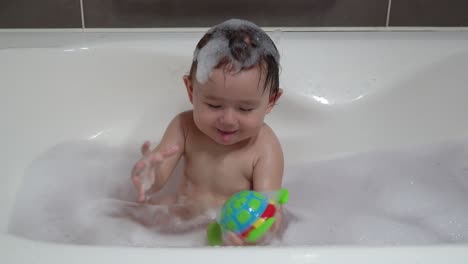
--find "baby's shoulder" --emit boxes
[175,110,192,120]
[172,110,203,142]
[257,124,279,141]
[173,110,195,128]
[255,124,282,152]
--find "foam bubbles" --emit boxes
[7,141,212,247]
[193,19,279,83]
[7,139,468,247]
[195,38,229,83]
[283,139,468,245]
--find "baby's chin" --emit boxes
[211,132,254,146]
[209,134,240,146]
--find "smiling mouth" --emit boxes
[217,129,237,135]
[217,129,238,142]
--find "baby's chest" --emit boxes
[185,152,254,191]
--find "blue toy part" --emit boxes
[219,190,269,234]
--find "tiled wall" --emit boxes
[1,0,468,29]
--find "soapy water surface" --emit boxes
[8,139,468,247]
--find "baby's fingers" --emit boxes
[137,184,146,202]
[223,232,246,246]
[131,161,147,202]
[132,161,145,177]
[140,141,151,156]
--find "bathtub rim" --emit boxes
[1,233,468,264]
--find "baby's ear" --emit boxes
[183,75,194,104]
[266,88,283,113]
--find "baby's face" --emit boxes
[188,66,277,146]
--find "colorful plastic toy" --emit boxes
[207,188,289,245]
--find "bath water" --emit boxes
[8,139,468,246]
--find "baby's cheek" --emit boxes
[251,114,267,129]
[243,120,263,136]
[195,109,214,125]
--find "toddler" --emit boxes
[131,19,284,245]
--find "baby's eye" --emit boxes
[239,107,254,112]
[207,103,221,109]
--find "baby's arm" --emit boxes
[149,113,187,190]
[252,130,284,193]
[221,126,284,246]
[225,127,284,246]
[131,113,187,201]
[252,127,284,233]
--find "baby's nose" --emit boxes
[220,108,237,126]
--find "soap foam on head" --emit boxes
[193,19,280,84]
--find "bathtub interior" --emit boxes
[1,32,468,248]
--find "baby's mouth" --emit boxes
[217,129,237,134]
[217,128,237,134]
[217,129,237,142]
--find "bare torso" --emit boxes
[130,110,283,237]
[176,111,265,207]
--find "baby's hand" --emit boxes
[223,232,247,246]
[223,207,283,246]
[131,141,179,202]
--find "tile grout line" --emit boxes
[3,27,468,33]
[386,0,392,27]
[80,0,86,30]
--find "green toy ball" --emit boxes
[207,188,289,245]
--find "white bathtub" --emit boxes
[1,31,468,263]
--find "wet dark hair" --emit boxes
[189,19,281,101]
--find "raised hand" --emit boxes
[131,141,179,202]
